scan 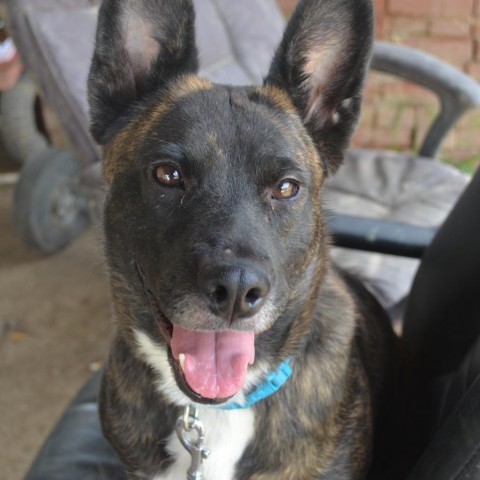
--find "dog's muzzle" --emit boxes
[136,263,258,402]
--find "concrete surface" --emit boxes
[0,154,111,479]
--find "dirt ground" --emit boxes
[0,152,112,479]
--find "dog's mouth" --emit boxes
[138,267,255,404]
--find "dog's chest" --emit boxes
[154,408,255,480]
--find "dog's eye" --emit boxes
[272,180,299,200]
[153,164,183,187]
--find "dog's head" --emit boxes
[88,0,373,405]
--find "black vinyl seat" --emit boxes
[402,167,480,479]
[25,372,125,480]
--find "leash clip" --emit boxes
[175,405,210,480]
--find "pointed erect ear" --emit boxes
[265,0,374,174]
[88,0,198,144]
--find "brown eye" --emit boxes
[154,164,183,187]
[272,179,299,200]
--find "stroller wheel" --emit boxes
[13,147,89,254]
[0,75,49,165]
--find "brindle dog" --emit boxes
[88,0,400,478]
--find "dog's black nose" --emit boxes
[199,262,270,320]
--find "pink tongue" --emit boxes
[171,326,255,399]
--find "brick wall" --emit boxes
[277,0,480,167]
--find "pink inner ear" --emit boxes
[124,14,161,81]
[304,49,336,88]
[303,41,347,125]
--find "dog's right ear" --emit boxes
[264,0,373,175]
[88,0,198,144]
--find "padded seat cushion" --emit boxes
[325,149,469,309]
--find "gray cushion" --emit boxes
[325,149,470,309]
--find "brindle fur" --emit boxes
[88,0,400,478]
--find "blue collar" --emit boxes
[221,358,293,410]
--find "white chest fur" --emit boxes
[157,408,255,480]
[134,330,256,480]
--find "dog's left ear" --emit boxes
[88,0,198,145]
[265,0,374,174]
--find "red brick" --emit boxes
[465,61,480,79]
[384,16,429,40]
[414,103,439,125]
[453,156,480,169]
[381,81,439,108]
[374,0,479,157]
[412,105,440,149]
[387,0,433,16]
[375,0,388,37]
[368,125,414,150]
[403,37,473,69]
[437,0,475,17]
[359,104,376,126]
[351,125,373,148]
[444,112,480,158]
[352,104,375,148]
[429,18,471,38]
[375,0,388,17]
[362,73,394,105]
[442,120,480,160]
[456,127,480,150]
[475,0,480,16]
[441,129,459,152]
[276,0,298,16]
[362,83,378,103]
[472,17,480,41]
[373,101,416,129]
[388,0,474,17]
[366,71,402,92]
[456,109,480,129]
[445,145,480,162]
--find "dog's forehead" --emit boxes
[171,85,305,158]
[149,78,313,164]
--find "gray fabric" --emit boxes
[27,8,98,138]
[201,0,285,83]
[325,149,470,309]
